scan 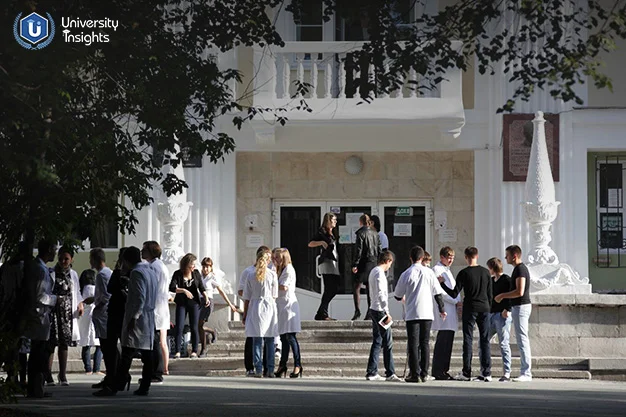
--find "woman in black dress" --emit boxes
[169,253,209,358]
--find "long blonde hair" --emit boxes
[255,246,271,283]
[274,248,292,278]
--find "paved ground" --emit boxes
[3,375,626,417]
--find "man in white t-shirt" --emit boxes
[365,251,403,382]
[394,246,447,383]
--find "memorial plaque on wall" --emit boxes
[181,147,203,168]
[503,113,559,182]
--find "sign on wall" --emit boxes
[503,113,559,182]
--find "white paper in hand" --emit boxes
[378,315,393,330]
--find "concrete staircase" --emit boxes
[164,320,592,379]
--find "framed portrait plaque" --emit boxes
[503,113,559,182]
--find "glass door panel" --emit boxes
[275,202,324,294]
[325,202,376,294]
[378,202,430,291]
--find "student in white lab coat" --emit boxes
[273,248,302,378]
[77,269,102,375]
[242,247,278,377]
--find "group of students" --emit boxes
[238,246,303,378]
[0,239,239,398]
[364,243,533,383]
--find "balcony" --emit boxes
[249,41,465,146]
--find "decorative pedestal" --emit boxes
[522,111,590,294]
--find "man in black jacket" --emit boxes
[351,214,380,321]
[439,246,493,382]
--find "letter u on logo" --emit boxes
[28,20,42,37]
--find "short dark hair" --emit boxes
[359,214,373,227]
[371,215,381,232]
[58,245,75,258]
[409,246,425,263]
[90,248,106,265]
[506,245,522,258]
[201,257,213,267]
[439,246,455,258]
[122,246,141,265]
[142,241,162,259]
[378,250,394,265]
[37,239,56,255]
[486,257,503,274]
[464,246,479,258]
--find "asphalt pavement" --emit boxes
[4,375,626,417]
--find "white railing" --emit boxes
[253,41,463,103]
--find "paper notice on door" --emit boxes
[351,226,360,242]
[346,213,362,227]
[393,223,412,237]
[608,189,622,208]
[338,226,352,244]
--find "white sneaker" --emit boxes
[513,375,532,382]
[385,374,404,382]
[454,373,470,381]
[366,374,385,381]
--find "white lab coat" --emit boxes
[77,284,99,347]
[150,258,171,331]
[243,268,278,338]
[276,264,301,335]
[122,263,157,350]
[431,261,460,331]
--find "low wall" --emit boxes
[529,294,626,369]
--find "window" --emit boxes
[295,0,324,41]
[595,156,626,267]
[90,221,119,249]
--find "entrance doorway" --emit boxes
[273,200,432,320]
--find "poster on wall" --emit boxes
[338,226,352,244]
[346,213,362,227]
[502,113,559,182]
[393,223,412,237]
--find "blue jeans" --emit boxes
[279,333,301,368]
[489,312,512,376]
[253,337,275,375]
[462,310,491,378]
[81,346,102,373]
[366,309,395,377]
[512,304,532,377]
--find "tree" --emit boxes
[1,0,625,256]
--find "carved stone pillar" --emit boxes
[156,145,193,266]
[521,111,590,294]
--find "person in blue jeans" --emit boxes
[486,257,514,382]
[496,245,533,382]
[242,247,278,377]
[365,251,402,382]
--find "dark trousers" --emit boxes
[81,345,103,373]
[175,302,200,355]
[406,319,432,379]
[152,330,164,380]
[432,330,455,378]
[279,333,301,368]
[99,337,120,388]
[462,311,491,378]
[26,340,48,397]
[366,309,395,377]
[116,345,153,393]
[315,274,339,319]
[245,336,268,372]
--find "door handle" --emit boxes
[315,255,322,279]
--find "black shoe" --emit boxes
[91,379,105,389]
[93,387,117,397]
[274,365,288,378]
[351,310,361,321]
[404,375,421,383]
[133,389,149,396]
[290,367,303,378]
[138,377,163,385]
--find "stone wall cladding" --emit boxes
[236,151,475,275]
